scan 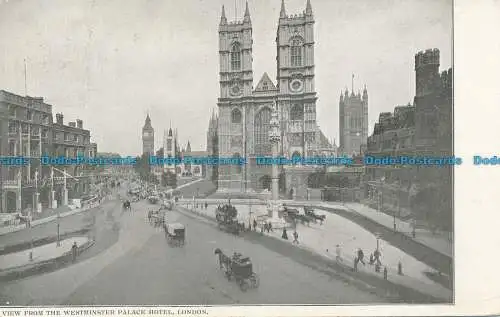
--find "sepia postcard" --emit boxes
[0,0,497,316]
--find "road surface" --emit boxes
[0,202,384,305]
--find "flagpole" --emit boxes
[24,58,28,96]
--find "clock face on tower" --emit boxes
[289,79,303,93]
[143,131,151,138]
[230,84,241,96]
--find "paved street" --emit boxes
[0,202,384,305]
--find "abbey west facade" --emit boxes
[217,0,325,193]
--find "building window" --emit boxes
[27,111,33,121]
[231,108,242,123]
[9,106,16,117]
[254,107,272,154]
[8,122,17,134]
[290,104,303,121]
[41,129,47,138]
[291,38,303,67]
[231,43,241,71]
[262,82,268,90]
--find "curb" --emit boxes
[0,198,113,237]
[176,206,449,303]
[315,205,453,276]
[0,228,91,256]
[340,205,453,258]
[0,240,95,282]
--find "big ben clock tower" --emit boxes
[142,114,154,155]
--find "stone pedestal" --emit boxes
[63,188,68,206]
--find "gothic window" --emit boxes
[231,43,241,71]
[231,108,242,123]
[262,82,268,90]
[290,104,303,121]
[291,38,303,67]
[254,107,272,154]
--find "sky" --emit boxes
[0,0,452,155]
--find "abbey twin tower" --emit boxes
[216,0,336,192]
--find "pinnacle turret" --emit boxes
[220,5,227,25]
[280,0,287,18]
[305,0,313,16]
[243,1,251,23]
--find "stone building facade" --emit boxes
[216,0,327,194]
[364,48,453,227]
[0,90,98,213]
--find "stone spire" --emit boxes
[243,1,251,23]
[220,5,227,25]
[305,0,313,16]
[280,0,287,18]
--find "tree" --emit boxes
[134,153,151,181]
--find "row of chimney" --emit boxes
[55,113,84,129]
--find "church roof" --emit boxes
[254,72,276,92]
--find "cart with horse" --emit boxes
[214,248,259,292]
[215,204,241,235]
[164,223,185,247]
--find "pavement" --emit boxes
[0,196,108,236]
[0,200,388,305]
[189,197,453,259]
[181,203,452,301]
[0,236,89,271]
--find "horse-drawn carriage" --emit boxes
[164,223,185,246]
[214,249,259,292]
[303,206,326,224]
[148,196,159,204]
[215,204,241,235]
[283,206,314,225]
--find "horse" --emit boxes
[214,248,232,272]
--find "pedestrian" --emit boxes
[263,223,268,233]
[374,248,382,266]
[293,231,299,244]
[268,222,273,232]
[357,248,365,265]
[253,219,257,231]
[335,244,343,262]
[205,202,208,209]
[71,242,78,263]
[282,228,288,240]
[369,253,375,265]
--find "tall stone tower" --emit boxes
[217,2,253,191]
[142,114,154,155]
[276,0,318,158]
[164,127,175,173]
[414,48,441,151]
[339,80,368,156]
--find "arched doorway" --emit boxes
[232,153,242,174]
[6,191,17,212]
[258,175,272,191]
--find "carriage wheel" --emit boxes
[250,273,260,288]
[239,280,249,292]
